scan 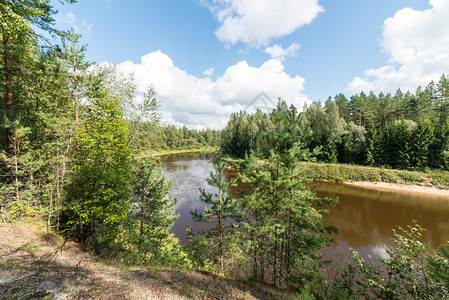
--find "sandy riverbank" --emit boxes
[152,150,201,156]
[152,148,217,156]
[135,148,217,159]
[345,181,449,197]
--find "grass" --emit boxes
[300,162,449,188]
[223,156,449,189]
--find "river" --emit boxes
[160,152,449,260]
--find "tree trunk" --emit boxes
[273,211,278,285]
[279,212,286,286]
[78,214,83,242]
[140,194,145,236]
[73,54,78,122]
[13,139,20,203]
[286,215,292,279]
[253,214,258,279]
[2,27,14,151]
[218,186,223,273]
[72,53,81,161]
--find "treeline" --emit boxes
[221,75,449,170]
[158,125,220,151]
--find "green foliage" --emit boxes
[66,87,131,248]
[427,244,449,293]
[111,157,185,266]
[299,162,449,187]
[333,221,449,299]
[220,76,449,171]
[187,156,243,273]
[112,221,191,267]
[0,0,59,35]
[235,101,338,287]
[0,119,43,220]
[287,285,316,300]
[131,158,177,238]
[61,27,91,71]
[91,156,192,268]
[220,110,272,158]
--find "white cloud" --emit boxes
[264,43,301,60]
[348,0,449,94]
[203,67,215,77]
[238,47,250,55]
[55,12,92,35]
[115,51,310,129]
[200,0,324,46]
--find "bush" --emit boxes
[332,221,449,299]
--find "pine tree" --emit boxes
[364,125,375,165]
[123,157,179,264]
[410,120,435,169]
[188,156,241,273]
[0,0,76,151]
[62,28,91,124]
[238,100,337,286]
[436,74,449,126]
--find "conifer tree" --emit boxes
[132,158,177,239]
[118,157,180,264]
[188,156,241,273]
[0,0,76,151]
[238,100,337,286]
[62,28,90,123]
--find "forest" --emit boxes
[221,77,449,171]
[1,1,448,299]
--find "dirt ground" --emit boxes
[0,222,289,299]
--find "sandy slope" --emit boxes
[0,222,288,300]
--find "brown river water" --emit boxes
[160,152,449,260]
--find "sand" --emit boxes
[346,181,449,197]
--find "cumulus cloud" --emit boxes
[199,0,324,46]
[116,51,310,129]
[203,67,215,77]
[55,12,92,34]
[264,43,301,60]
[348,0,449,94]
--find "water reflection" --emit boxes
[159,152,217,244]
[316,181,449,259]
[160,153,449,259]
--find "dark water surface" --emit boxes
[160,152,449,259]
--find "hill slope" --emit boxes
[0,222,290,299]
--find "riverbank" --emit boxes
[224,157,449,196]
[0,221,294,299]
[136,147,218,159]
[152,147,218,156]
[344,181,449,196]
[301,162,449,195]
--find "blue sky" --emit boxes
[52,0,449,129]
